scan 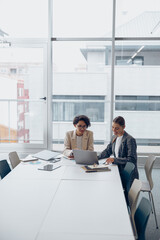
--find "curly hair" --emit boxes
[73,115,91,128]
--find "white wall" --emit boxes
[53,72,109,95]
[115,66,160,95]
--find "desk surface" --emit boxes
[0,158,135,240]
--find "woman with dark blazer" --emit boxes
[98,116,139,183]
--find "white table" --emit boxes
[0,158,135,240]
[62,164,120,182]
[0,178,61,240]
[6,160,65,180]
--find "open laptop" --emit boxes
[73,149,99,165]
[32,150,61,161]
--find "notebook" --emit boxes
[20,155,38,162]
[32,150,61,161]
[73,149,99,165]
[82,164,111,172]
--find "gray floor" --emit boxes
[138,168,160,240]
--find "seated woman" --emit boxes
[63,115,94,158]
[98,116,139,184]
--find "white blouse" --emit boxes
[115,135,123,157]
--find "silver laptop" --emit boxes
[73,149,98,165]
[32,150,61,161]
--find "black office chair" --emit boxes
[121,162,135,204]
[134,197,152,240]
[0,160,11,179]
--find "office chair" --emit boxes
[134,197,152,240]
[0,160,11,179]
[128,179,142,239]
[141,155,158,229]
[121,162,135,204]
[9,151,21,169]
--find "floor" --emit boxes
[138,168,160,240]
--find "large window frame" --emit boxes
[51,0,160,155]
[0,0,160,155]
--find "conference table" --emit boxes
[0,158,135,240]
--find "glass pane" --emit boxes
[0,47,45,144]
[0,0,48,38]
[17,101,44,144]
[116,0,160,37]
[52,41,112,151]
[53,0,113,37]
[114,41,160,146]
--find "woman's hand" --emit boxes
[106,157,114,164]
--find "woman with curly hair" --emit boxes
[63,115,94,158]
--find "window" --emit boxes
[116,56,144,65]
[10,68,17,74]
[52,40,111,150]
[53,0,112,37]
[18,88,23,97]
[0,0,160,153]
[52,95,105,122]
[0,0,48,38]
[114,0,160,148]
[115,95,160,111]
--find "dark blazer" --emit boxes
[98,131,139,181]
